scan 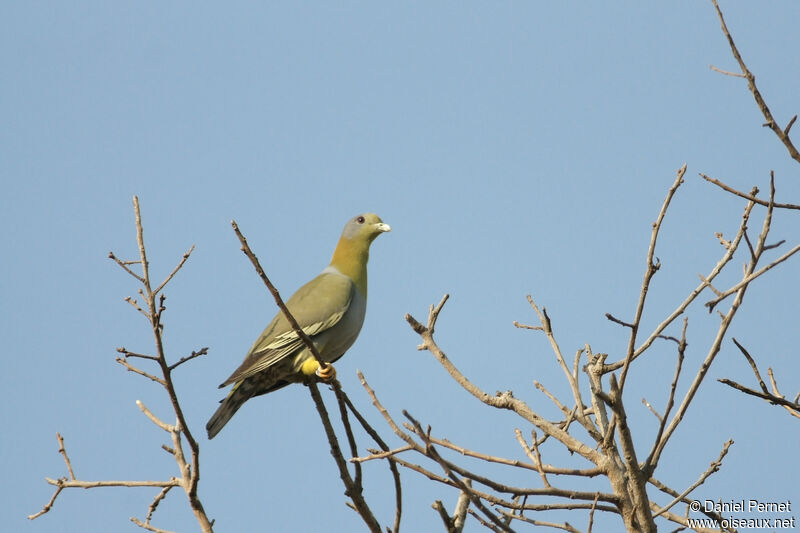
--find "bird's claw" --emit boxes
[315,363,337,381]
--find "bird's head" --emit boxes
[329,213,390,286]
[340,213,391,244]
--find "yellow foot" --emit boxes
[315,363,337,381]
[300,358,337,381]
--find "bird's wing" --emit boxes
[220,272,354,386]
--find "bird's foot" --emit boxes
[315,363,337,381]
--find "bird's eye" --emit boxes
[357,216,365,224]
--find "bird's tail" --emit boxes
[206,382,251,439]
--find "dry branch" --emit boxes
[30,197,213,532]
[718,339,800,419]
[307,380,383,533]
[699,173,800,210]
[392,146,799,532]
[651,440,733,519]
[710,0,800,164]
[617,164,686,395]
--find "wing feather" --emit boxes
[220,272,354,386]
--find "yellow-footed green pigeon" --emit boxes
[206,213,390,439]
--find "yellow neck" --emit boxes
[330,235,370,296]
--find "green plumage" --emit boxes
[206,213,390,439]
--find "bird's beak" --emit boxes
[375,222,391,233]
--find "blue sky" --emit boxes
[3,2,799,532]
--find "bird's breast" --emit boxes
[319,284,367,362]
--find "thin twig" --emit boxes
[705,242,800,312]
[523,296,594,439]
[618,164,686,394]
[718,378,800,417]
[146,486,173,523]
[56,433,76,480]
[641,398,662,422]
[644,318,687,474]
[27,486,63,520]
[44,477,180,489]
[406,302,603,466]
[709,64,745,78]
[307,380,382,533]
[512,321,543,331]
[648,476,735,531]
[404,414,515,533]
[605,313,634,329]
[154,245,195,295]
[699,173,800,210]
[339,382,402,533]
[433,500,455,532]
[131,517,175,533]
[129,197,209,529]
[587,493,599,533]
[117,347,160,361]
[607,192,755,373]
[116,357,167,386]
[468,509,505,533]
[230,220,327,370]
[652,440,733,518]
[32,197,214,530]
[393,454,617,514]
[109,251,145,283]
[514,429,550,487]
[733,338,768,391]
[710,0,800,164]
[351,445,414,463]
[422,434,603,477]
[123,296,150,319]
[168,347,209,371]
[651,194,762,468]
[498,510,581,533]
[332,382,362,490]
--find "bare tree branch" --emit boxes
[154,245,195,295]
[28,432,182,521]
[617,164,686,395]
[710,0,800,164]
[307,380,383,533]
[131,516,175,533]
[718,339,800,418]
[652,440,733,518]
[406,298,604,467]
[705,242,800,312]
[650,187,770,469]
[522,297,597,440]
[644,318,687,474]
[700,173,800,209]
[607,189,755,374]
[514,429,550,487]
[497,510,580,533]
[31,197,213,531]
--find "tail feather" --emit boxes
[206,371,293,439]
[206,383,252,439]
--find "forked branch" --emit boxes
[710,0,800,164]
[718,339,800,419]
[30,197,212,532]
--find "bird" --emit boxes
[206,213,391,439]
